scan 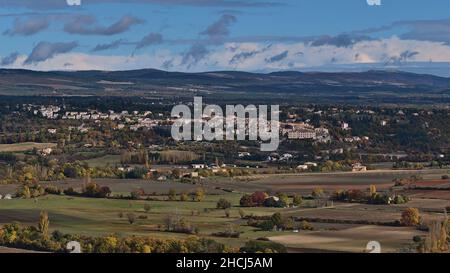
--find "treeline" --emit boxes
[0,222,231,253]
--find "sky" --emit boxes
[1,0,450,75]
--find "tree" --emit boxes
[180,193,189,202]
[270,213,283,228]
[300,220,314,231]
[369,185,377,196]
[238,209,245,219]
[126,213,136,224]
[276,193,289,207]
[312,187,324,199]
[217,198,231,210]
[143,204,151,213]
[194,188,205,202]
[38,211,50,239]
[401,208,421,226]
[251,192,269,206]
[239,194,254,207]
[293,194,303,206]
[168,189,177,201]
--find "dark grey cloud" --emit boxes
[162,59,174,70]
[3,17,49,36]
[1,52,20,66]
[200,14,237,38]
[265,50,288,63]
[182,44,209,67]
[310,34,372,48]
[64,15,143,36]
[136,32,163,49]
[356,19,450,44]
[385,50,420,66]
[0,0,282,9]
[229,50,259,65]
[24,41,78,64]
[92,39,125,52]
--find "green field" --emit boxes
[83,155,121,168]
[0,192,289,248]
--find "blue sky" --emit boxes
[1,0,450,74]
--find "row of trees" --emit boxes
[239,191,302,208]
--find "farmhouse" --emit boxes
[191,164,206,169]
[352,163,367,172]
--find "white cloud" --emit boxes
[4,36,450,71]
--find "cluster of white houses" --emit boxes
[281,122,331,143]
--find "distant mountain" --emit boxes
[0,68,449,104]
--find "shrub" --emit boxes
[240,240,287,253]
[143,204,151,213]
[130,188,145,200]
[299,220,314,231]
[238,209,245,219]
[180,193,189,202]
[168,189,177,201]
[126,213,136,224]
[45,185,61,195]
[217,198,232,209]
[82,182,111,198]
[311,187,324,199]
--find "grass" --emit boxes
[0,192,284,247]
[0,142,56,153]
[83,155,121,168]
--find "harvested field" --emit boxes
[269,225,425,253]
[0,246,45,253]
[215,169,450,194]
[0,142,56,152]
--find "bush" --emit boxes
[126,213,136,224]
[168,189,177,201]
[45,185,61,195]
[143,204,151,213]
[264,196,286,208]
[293,194,302,206]
[240,240,287,253]
[239,192,269,207]
[299,220,314,231]
[130,188,145,200]
[180,193,189,202]
[64,187,78,196]
[82,182,111,198]
[217,198,232,209]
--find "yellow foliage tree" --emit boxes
[38,211,50,239]
[401,208,420,226]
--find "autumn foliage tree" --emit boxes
[38,211,50,239]
[401,208,421,226]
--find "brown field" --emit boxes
[0,142,56,153]
[405,190,450,201]
[209,169,450,195]
[0,247,45,253]
[269,225,425,253]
